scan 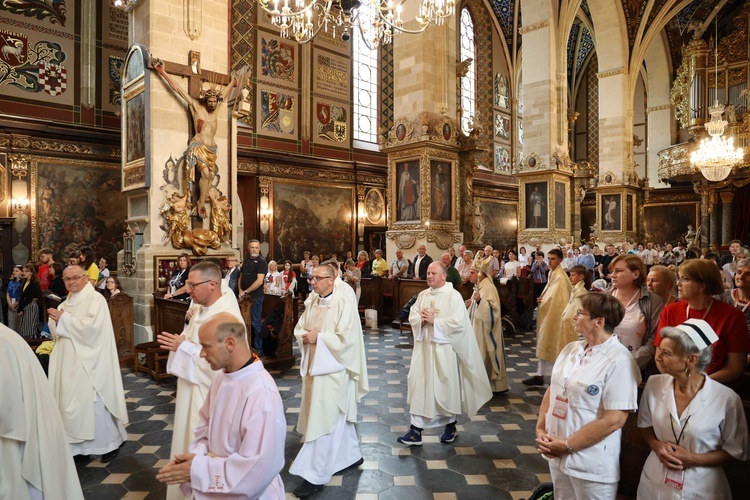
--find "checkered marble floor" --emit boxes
[79,327,549,499]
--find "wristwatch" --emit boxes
[565,440,575,454]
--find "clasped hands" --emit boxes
[301,328,318,345]
[535,431,569,458]
[652,440,695,470]
[156,453,195,485]
[420,307,435,326]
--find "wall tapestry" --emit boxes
[33,161,127,269]
[271,179,354,263]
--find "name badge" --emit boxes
[552,395,568,420]
[664,468,684,490]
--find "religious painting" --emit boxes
[601,193,622,232]
[124,90,146,164]
[364,188,385,226]
[271,179,354,263]
[525,182,548,229]
[430,160,452,221]
[259,36,295,83]
[580,204,596,243]
[644,203,698,245]
[494,73,509,109]
[626,194,634,232]
[476,198,517,250]
[396,160,420,222]
[494,145,511,173]
[33,160,127,271]
[315,101,348,143]
[258,87,295,137]
[554,181,566,230]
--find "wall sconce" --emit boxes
[259,194,271,235]
[10,154,29,212]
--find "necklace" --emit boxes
[732,289,750,313]
[686,299,713,320]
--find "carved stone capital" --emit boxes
[519,19,550,35]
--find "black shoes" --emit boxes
[293,479,324,498]
[101,448,119,463]
[522,375,545,386]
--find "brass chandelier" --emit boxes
[257,0,455,47]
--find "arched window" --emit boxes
[459,9,476,135]
[353,4,379,144]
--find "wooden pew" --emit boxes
[239,293,297,371]
[108,292,135,368]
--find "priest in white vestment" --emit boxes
[157,262,244,500]
[466,266,509,393]
[523,248,572,387]
[47,265,128,461]
[0,324,84,500]
[289,261,369,498]
[157,313,286,499]
[398,262,493,446]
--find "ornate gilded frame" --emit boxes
[30,156,120,258]
[517,172,573,246]
[387,147,459,232]
[121,43,151,191]
[597,190,623,233]
[642,201,699,244]
[153,254,235,292]
[0,152,6,205]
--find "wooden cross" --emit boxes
[149,50,231,100]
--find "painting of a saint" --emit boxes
[555,182,566,229]
[430,161,451,221]
[397,161,420,221]
[525,182,547,229]
[125,90,145,164]
[602,194,621,231]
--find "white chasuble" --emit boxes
[408,284,492,420]
[0,325,83,500]
[167,287,243,500]
[293,278,369,443]
[48,282,128,444]
[468,277,509,392]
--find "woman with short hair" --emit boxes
[647,265,677,307]
[536,292,640,499]
[344,259,362,303]
[456,250,474,283]
[638,320,748,499]
[165,253,191,300]
[655,259,750,384]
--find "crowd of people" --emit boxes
[3,235,749,500]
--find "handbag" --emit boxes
[364,307,378,328]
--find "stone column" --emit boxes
[710,201,720,245]
[120,0,234,343]
[720,191,734,244]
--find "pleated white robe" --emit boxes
[468,277,509,393]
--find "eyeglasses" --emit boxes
[63,275,85,282]
[187,279,214,290]
[310,275,332,282]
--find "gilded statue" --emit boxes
[685,224,702,252]
[161,192,192,249]
[209,189,231,243]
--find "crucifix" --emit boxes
[150,51,246,221]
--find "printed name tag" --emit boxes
[664,468,684,490]
[552,395,568,420]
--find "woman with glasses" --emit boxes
[17,263,42,338]
[637,319,748,499]
[165,253,191,300]
[655,259,750,385]
[456,250,474,283]
[536,293,640,499]
[605,255,664,372]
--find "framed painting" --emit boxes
[364,188,385,226]
[271,179,355,263]
[644,203,698,245]
[396,160,420,222]
[32,158,128,271]
[430,160,452,221]
[476,198,517,249]
[121,43,150,191]
[554,181,566,230]
[601,193,622,232]
[494,144,511,173]
[525,181,548,229]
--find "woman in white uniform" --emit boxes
[536,292,641,499]
[637,319,748,499]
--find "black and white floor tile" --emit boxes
[79,327,548,499]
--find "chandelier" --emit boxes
[691,19,744,182]
[257,0,455,47]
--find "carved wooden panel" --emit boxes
[109,292,134,368]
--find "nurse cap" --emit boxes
[675,318,719,350]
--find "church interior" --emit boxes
[1,0,749,498]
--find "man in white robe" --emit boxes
[289,261,369,498]
[157,261,245,500]
[47,265,128,461]
[466,267,509,393]
[157,313,286,499]
[0,324,84,500]
[398,262,493,446]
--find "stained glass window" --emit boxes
[353,6,378,143]
[460,9,476,135]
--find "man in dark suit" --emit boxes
[223,256,241,297]
[410,244,433,280]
